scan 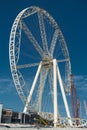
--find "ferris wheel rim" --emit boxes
[9,6,71,109]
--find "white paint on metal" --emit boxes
[23,62,42,112]
[57,63,72,126]
[53,59,58,127]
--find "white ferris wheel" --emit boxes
[9,6,72,126]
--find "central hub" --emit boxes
[42,55,53,68]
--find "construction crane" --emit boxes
[83,100,87,116]
[70,74,80,121]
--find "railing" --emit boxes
[57,117,87,127]
[38,112,87,127]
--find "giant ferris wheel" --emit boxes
[9,6,72,126]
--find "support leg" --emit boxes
[23,62,42,113]
[53,59,58,127]
[57,64,72,126]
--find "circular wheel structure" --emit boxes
[9,6,72,126]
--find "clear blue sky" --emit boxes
[0,0,87,118]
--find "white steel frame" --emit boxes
[9,6,72,127]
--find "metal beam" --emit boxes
[53,59,58,127]
[56,63,72,126]
[22,21,44,57]
[23,62,42,113]
[38,11,49,54]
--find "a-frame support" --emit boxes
[53,59,72,127]
[23,59,72,127]
[53,59,58,127]
[23,62,42,113]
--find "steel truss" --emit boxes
[9,6,72,127]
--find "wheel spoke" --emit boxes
[38,11,49,55]
[57,58,69,63]
[58,32,69,58]
[50,29,59,57]
[17,63,39,69]
[22,21,44,57]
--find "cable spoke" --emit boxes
[38,68,49,112]
[22,21,44,57]
[50,29,59,57]
[57,58,69,63]
[38,11,49,55]
[17,63,39,69]
[48,68,53,101]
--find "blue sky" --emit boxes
[0,0,87,118]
